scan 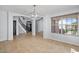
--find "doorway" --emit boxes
[26,21,32,33]
[13,20,16,36]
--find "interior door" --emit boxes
[13,21,16,35]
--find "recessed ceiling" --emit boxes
[0,5,79,16]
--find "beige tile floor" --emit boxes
[0,33,79,53]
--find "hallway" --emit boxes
[0,33,79,53]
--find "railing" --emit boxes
[18,17,26,31]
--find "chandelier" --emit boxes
[31,5,38,17]
[27,5,39,18]
[26,5,43,20]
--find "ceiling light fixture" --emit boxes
[31,5,38,18]
[27,5,43,20]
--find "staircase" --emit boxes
[18,17,26,30]
[18,16,43,34]
[18,16,26,33]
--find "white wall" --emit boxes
[43,9,79,46]
[0,11,8,41]
[36,20,43,32]
[43,16,51,39]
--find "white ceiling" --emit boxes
[0,5,79,16]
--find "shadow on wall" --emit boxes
[71,48,79,53]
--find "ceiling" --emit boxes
[0,5,79,16]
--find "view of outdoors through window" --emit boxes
[51,13,79,36]
[59,18,78,35]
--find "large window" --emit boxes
[51,13,79,36]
